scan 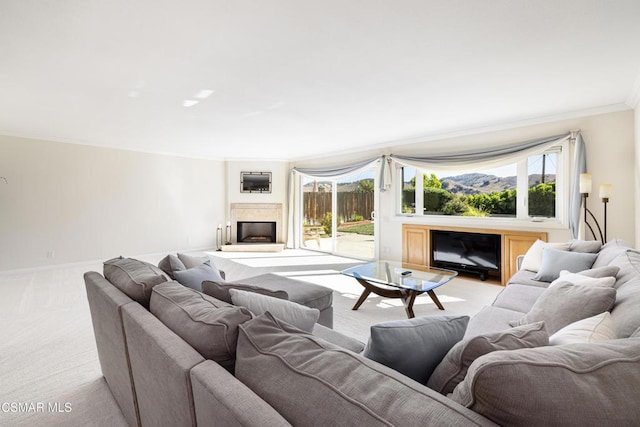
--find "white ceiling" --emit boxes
[1,1,640,161]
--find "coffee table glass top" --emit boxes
[341,261,457,292]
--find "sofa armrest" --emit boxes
[191,360,291,427]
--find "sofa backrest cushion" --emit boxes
[202,280,288,304]
[235,312,494,427]
[428,322,547,395]
[451,338,640,426]
[568,239,602,253]
[610,278,640,338]
[509,282,616,334]
[609,249,640,288]
[150,282,252,367]
[104,257,168,307]
[592,239,632,268]
[363,315,469,385]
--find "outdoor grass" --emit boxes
[337,223,374,235]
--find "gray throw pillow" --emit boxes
[229,289,319,333]
[173,263,224,291]
[150,282,252,368]
[157,254,186,279]
[427,322,548,395]
[533,248,598,282]
[177,253,211,269]
[103,257,168,307]
[363,315,469,385]
[509,282,616,334]
[202,280,288,304]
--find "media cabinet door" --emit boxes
[402,225,429,266]
[502,233,547,284]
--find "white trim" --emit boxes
[626,70,640,108]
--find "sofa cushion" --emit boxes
[510,282,616,334]
[451,338,640,426]
[464,305,526,339]
[592,239,631,268]
[173,263,223,292]
[202,280,288,304]
[609,249,640,288]
[549,312,616,345]
[150,281,252,367]
[507,269,550,288]
[312,323,365,353]
[363,315,469,385]
[103,257,168,307]
[520,240,570,273]
[491,284,546,313]
[428,322,547,395]
[235,312,493,427]
[610,278,640,338]
[532,248,597,282]
[157,254,186,279]
[568,239,602,253]
[229,288,319,333]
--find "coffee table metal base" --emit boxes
[351,277,444,319]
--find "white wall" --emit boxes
[636,106,640,246]
[294,109,636,261]
[0,135,227,271]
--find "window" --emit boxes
[397,146,564,221]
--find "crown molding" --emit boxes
[625,70,640,108]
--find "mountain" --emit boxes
[439,173,555,195]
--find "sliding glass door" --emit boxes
[300,168,376,260]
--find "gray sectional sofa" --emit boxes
[85,240,640,426]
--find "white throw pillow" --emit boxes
[549,272,616,288]
[229,288,319,333]
[549,312,616,345]
[520,240,571,273]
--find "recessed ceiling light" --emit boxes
[194,89,214,99]
[183,100,199,107]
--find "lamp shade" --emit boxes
[579,173,592,194]
[599,184,612,199]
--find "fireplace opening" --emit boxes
[237,221,276,243]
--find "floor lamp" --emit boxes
[579,173,604,243]
[599,184,612,243]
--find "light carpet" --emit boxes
[0,249,503,425]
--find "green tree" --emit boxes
[528,182,555,217]
[356,179,374,193]
[410,173,442,189]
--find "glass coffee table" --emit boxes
[341,261,458,318]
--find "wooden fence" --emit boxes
[303,192,374,224]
